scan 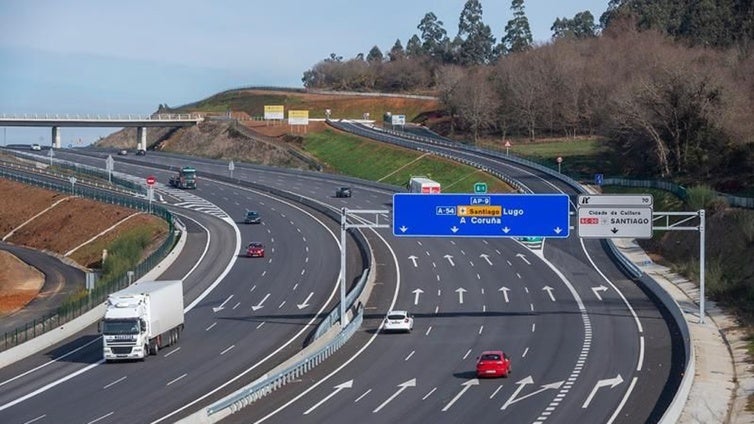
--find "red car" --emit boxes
[476,350,511,378]
[246,242,265,258]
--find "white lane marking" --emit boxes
[164,347,181,357]
[212,294,234,313]
[582,375,624,408]
[532,323,536,332]
[233,302,241,310]
[87,412,114,424]
[354,389,371,403]
[0,337,101,388]
[637,336,645,371]
[23,415,46,424]
[479,326,484,335]
[292,283,299,290]
[205,322,217,331]
[0,360,104,411]
[530,303,535,311]
[373,379,416,413]
[256,322,265,329]
[442,379,479,412]
[278,301,286,309]
[425,326,432,336]
[608,377,638,423]
[220,345,235,355]
[463,349,472,360]
[413,289,424,305]
[501,377,563,410]
[542,286,556,302]
[524,286,529,294]
[490,385,503,399]
[517,272,522,279]
[405,351,415,361]
[422,387,437,400]
[250,284,257,292]
[103,376,127,389]
[435,305,439,314]
[167,373,187,386]
[304,380,353,415]
[522,347,529,358]
[499,286,510,303]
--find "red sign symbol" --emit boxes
[146,175,156,186]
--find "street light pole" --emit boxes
[339,208,389,328]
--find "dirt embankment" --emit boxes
[0,178,167,314]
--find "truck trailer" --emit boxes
[409,176,441,193]
[168,166,197,189]
[101,280,185,361]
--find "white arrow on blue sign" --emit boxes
[393,193,570,238]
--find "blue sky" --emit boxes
[0,0,608,145]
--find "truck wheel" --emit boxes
[151,342,159,355]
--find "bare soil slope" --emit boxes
[0,179,168,312]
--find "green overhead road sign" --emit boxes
[474,182,487,194]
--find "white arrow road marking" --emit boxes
[582,374,624,408]
[456,287,467,304]
[408,255,418,267]
[212,295,233,313]
[297,292,314,310]
[591,285,608,301]
[480,254,493,265]
[542,286,556,302]
[373,378,416,413]
[516,253,531,265]
[412,288,424,305]
[501,376,564,410]
[499,286,510,303]
[444,255,455,266]
[252,293,270,311]
[442,379,479,411]
[304,380,353,415]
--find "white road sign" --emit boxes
[578,207,653,238]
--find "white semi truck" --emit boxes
[409,176,441,193]
[101,280,185,361]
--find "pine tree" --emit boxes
[367,46,384,63]
[418,12,449,58]
[457,0,496,64]
[388,39,405,61]
[500,0,533,55]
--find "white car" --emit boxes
[383,310,414,333]
[31,143,41,151]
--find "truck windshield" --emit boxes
[103,319,140,335]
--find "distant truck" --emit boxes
[101,280,185,361]
[169,166,197,189]
[409,176,441,193]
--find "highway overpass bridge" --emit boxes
[0,113,203,150]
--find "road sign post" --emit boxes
[146,175,156,213]
[229,160,235,179]
[393,193,570,238]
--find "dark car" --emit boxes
[335,186,352,198]
[136,149,146,156]
[244,210,261,224]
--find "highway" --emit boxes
[0,136,682,423]
[0,151,359,423]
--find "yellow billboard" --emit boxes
[264,105,284,120]
[288,110,309,125]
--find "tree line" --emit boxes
[301,0,754,191]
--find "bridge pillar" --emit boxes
[51,126,61,149]
[137,127,147,151]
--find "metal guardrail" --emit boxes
[0,167,176,352]
[0,113,202,121]
[207,305,364,416]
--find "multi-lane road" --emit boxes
[0,128,683,424]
